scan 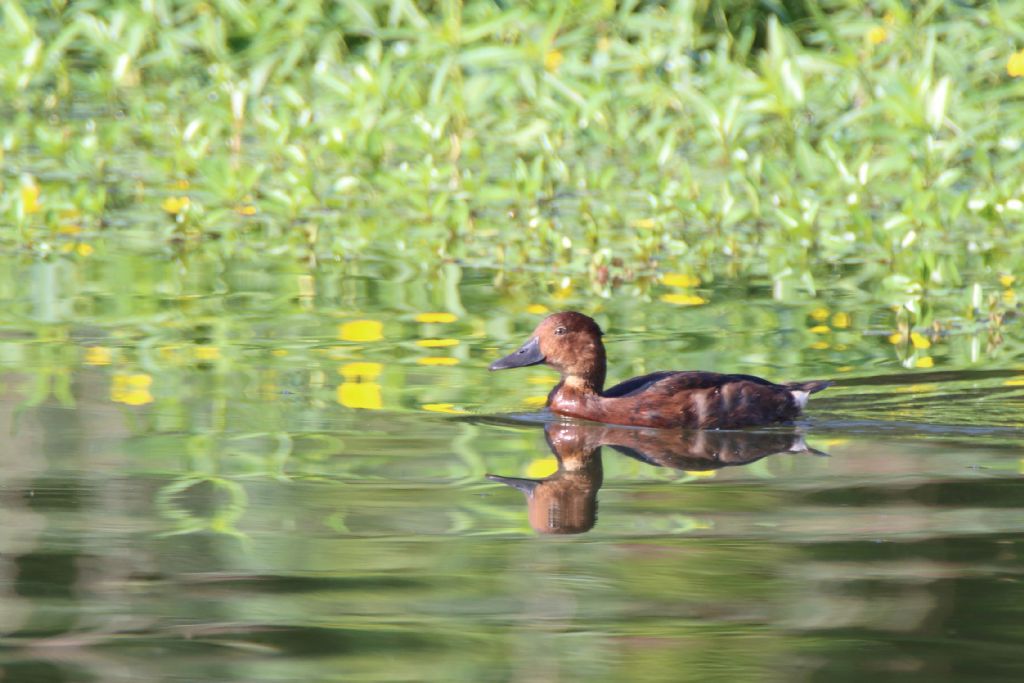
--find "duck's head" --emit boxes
[489,311,605,384]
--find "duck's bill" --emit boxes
[489,336,545,371]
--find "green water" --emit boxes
[1,250,1022,682]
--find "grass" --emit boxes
[1,0,1024,327]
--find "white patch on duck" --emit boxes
[790,390,809,410]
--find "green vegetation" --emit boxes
[3,1,1024,319]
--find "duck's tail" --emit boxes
[784,380,833,410]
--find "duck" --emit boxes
[489,311,832,429]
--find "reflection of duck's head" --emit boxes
[487,422,603,535]
[487,420,826,535]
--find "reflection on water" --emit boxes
[1,253,1024,681]
[488,421,822,534]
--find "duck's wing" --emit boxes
[604,371,778,398]
[603,371,683,397]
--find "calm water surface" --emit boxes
[1,252,1023,682]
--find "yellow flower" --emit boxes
[910,332,931,349]
[999,274,1016,288]
[161,196,190,214]
[660,293,707,306]
[337,382,382,410]
[684,470,717,478]
[544,49,564,72]
[339,362,382,380]
[21,178,41,214]
[867,26,888,45]
[422,403,466,414]
[523,395,548,407]
[339,319,383,342]
[831,312,850,329]
[809,341,830,350]
[888,332,904,345]
[417,357,459,366]
[526,304,550,315]
[415,312,457,323]
[1008,49,1024,78]
[632,218,657,229]
[1003,377,1024,386]
[76,243,94,257]
[915,356,934,368]
[809,325,831,334]
[236,204,257,216]
[194,345,221,361]
[416,338,459,348]
[84,346,112,366]
[526,457,558,478]
[662,273,701,288]
[809,307,830,321]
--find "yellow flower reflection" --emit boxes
[915,356,934,368]
[416,338,459,348]
[523,395,547,407]
[111,373,153,406]
[194,345,221,361]
[809,325,831,334]
[417,357,459,366]
[339,362,382,380]
[339,319,383,342]
[526,304,550,315]
[337,382,381,410]
[867,26,887,45]
[831,312,851,328]
[809,307,830,321]
[338,362,383,409]
[84,346,112,366]
[415,312,457,323]
[660,293,707,306]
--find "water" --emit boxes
[1,250,1023,682]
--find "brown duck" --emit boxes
[489,311,831,429]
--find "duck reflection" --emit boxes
[488,422,823,535]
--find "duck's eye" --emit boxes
[554,326,567,336]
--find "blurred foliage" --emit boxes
[2,6,1024,678]
[0,0,1022,320]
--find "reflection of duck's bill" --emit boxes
[486,474,541,494]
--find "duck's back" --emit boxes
[598,371,831,429]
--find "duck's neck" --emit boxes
[561,359,606,395]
